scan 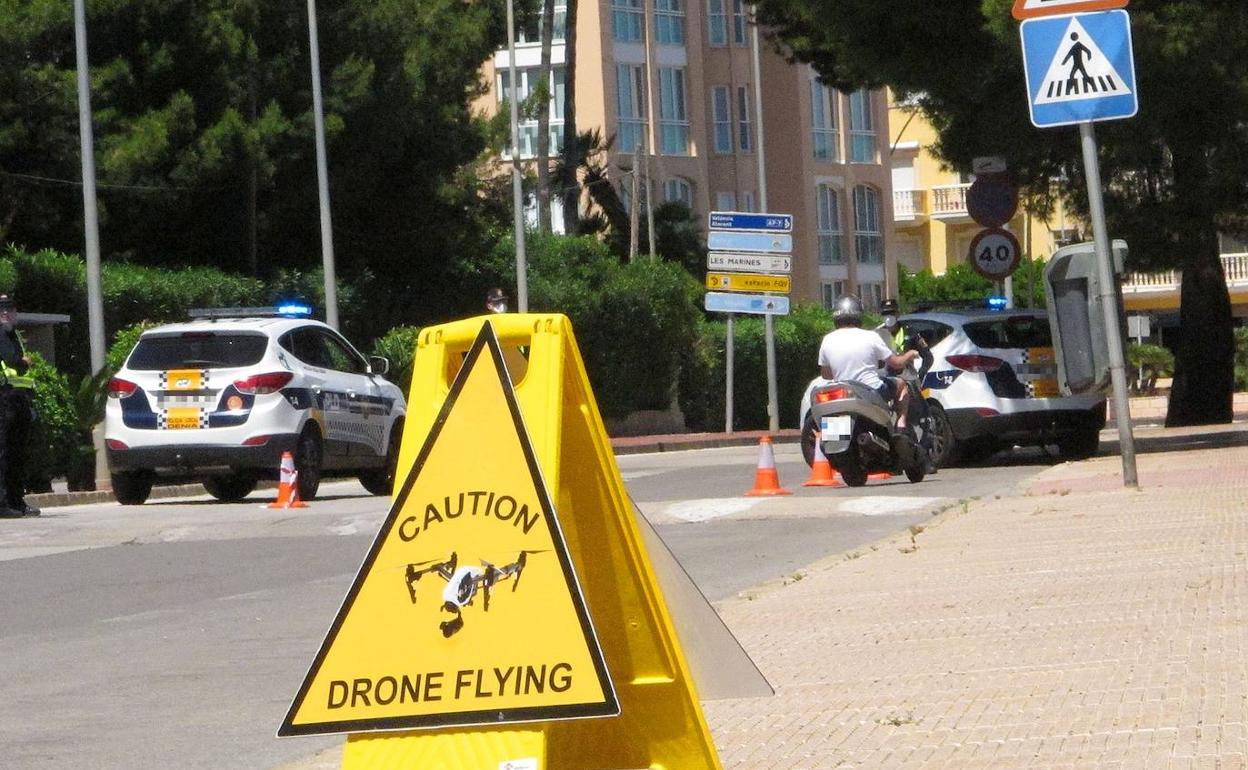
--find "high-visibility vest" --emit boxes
[0,335,34,389]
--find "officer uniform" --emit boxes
[0,296,37,517]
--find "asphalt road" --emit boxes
[0,443,1055,770]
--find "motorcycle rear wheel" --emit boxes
[834,450,868,487]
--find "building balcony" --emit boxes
[930,183,971,221]
[1121,253,1248,297]
[892,190,927,225]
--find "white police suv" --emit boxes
[104,306,407,505]
[800,307,1106,467]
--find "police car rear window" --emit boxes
[127,333,269,370]
[962,316,1052,349]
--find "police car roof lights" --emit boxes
[986,296,1009,310]
[187,304,314,320]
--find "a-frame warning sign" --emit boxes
[280,323,618,736]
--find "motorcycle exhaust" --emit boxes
[857,431,892,453]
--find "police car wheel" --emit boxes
[359,419,403,496]
[203,473,258,502]
[927,402,957,468]
[111,470,154,506]
[800,415,817,467]
[295,426,323,501]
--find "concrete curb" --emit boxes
[28,480,279,509]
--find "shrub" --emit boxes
[372,325,422,397]
[1128,342,1174,394]
[680,303,836,431]
[27,353,76,492]
[1234,328,1248,392]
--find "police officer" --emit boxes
[0,295,38,517]
[485,287,508,314]
[876,298,938,474]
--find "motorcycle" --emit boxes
[808,370,931,487]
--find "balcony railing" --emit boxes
[1122,253,1248,293]
[893,189,925,221]
[931,183,970,217]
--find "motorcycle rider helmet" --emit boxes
[832,295,863,327]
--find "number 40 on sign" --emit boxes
[968,227,1022,281]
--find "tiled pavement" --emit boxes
[704,440,1248,769]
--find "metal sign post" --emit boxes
[705,212,793,435]
[1019,6,1138,487]
[1080,121,1138,486]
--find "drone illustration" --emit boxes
[403,550,546,638]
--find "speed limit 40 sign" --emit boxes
[968,227,1022,280]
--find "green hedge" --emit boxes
[1,246,376,377]
[680,303,839,432]
[486,233,703,421]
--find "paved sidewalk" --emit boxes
[705,430,1248,769]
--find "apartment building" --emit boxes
[474,0,904,309]
[887,92,1078,277]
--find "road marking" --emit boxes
[619,469,669,480]
[663,498,765,523]
[329,516,375,536]
[838,496,948,516]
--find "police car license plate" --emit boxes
[1033,379,1061,398]
[165,407,202,430]
[820,415,852,439]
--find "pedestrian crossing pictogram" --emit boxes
[1020,10,1137,128]
[1034,17,1131,103]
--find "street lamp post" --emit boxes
[72,0,105,374]
[505,0,530,311]
[306,0,340,329]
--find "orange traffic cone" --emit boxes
[803,430,843,487]
[745,436,793,497]
[268,451,309,508]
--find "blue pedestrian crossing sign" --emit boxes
[1020,10,1137,128]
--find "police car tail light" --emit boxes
[814,386,850,403]
[242,435,271,446]
[105,439,129,450]
[107,377,138,399]
[234,372,293,395]
[947,354,1004,373]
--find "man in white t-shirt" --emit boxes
[818,295,919,429]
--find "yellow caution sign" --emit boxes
[705,271,791,293]
[280,323,617,736]
[281,315,723,769]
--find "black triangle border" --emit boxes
[279,320,620,737]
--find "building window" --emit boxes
[616,64,647,153]
[859,282,883,311]
[821,281,847,309]
[816,184,843,265]
[655,0,685,45]
[848,88,876,163]
[658,68,689,155]
[612,0,644,43]
[736,86,752,153]
[707,0,727,46]
[498,67,567,158]
[664,178,693,207]
[732,0,748,45]
[715,192,736,211]
[742,191,755,212]
[711,86,731,154]
[853,184,883,264]
[810,79,839,163]
[518,0,568,43]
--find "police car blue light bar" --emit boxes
[986,296,1009,310]
[188,305,314,320]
